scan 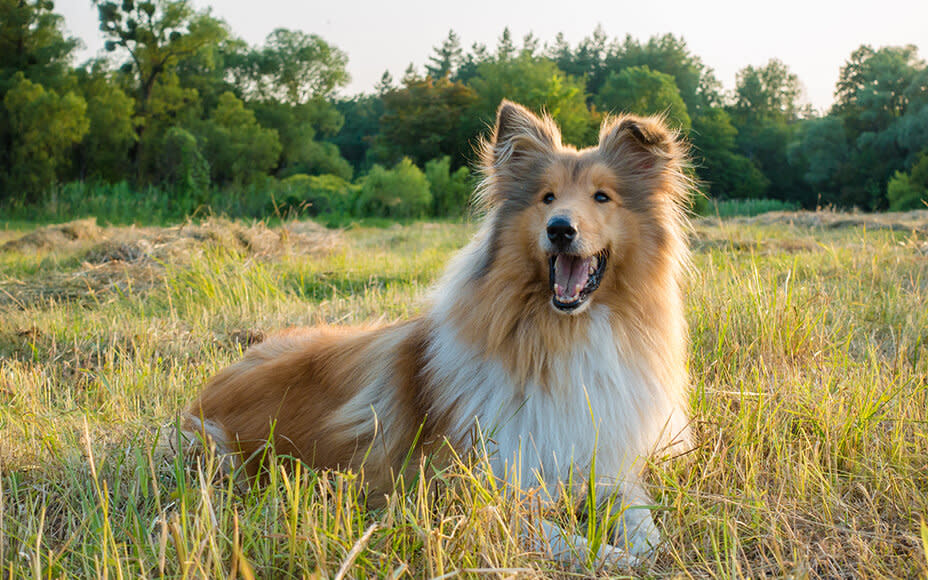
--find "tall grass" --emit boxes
[708,198,801,217]
[0,216,926,577]
[0,181,323,227]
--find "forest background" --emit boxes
[2,0,927,225]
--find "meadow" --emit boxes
[1,210,927,578]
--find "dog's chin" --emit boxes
[547,250,608,315]
[549,296,594,315]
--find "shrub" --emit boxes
[425,157,473,218]
[158,127,210,203]
[356,158,432,218]
[887,152,928,211]
[269,173,357,216]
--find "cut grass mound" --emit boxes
[0,218,342,307]
[702,208,928,234]
[1,218,103,251]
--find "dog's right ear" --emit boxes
[483,100,561,171]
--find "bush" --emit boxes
[277,141,354,182]
[886,152,928,211]
[158,127,210,203]
[268,174,357,216]
[425,157,473,218]
[356,158,432,218]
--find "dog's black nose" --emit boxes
[546,217,576,247]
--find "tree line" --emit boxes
[1,0,926,220]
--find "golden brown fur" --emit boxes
[185,100,692,559]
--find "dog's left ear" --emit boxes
[598,116,679,175]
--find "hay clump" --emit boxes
[1,219,103,251]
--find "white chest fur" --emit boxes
[424,306,676,495]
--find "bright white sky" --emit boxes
[60,0,927,114]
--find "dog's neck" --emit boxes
[427,236,680,392]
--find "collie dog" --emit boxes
[185,100,692,565]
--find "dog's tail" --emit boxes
[154,414,240,479]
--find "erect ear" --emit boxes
[597,115,678,174]
[484,100,561,170]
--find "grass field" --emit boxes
[1,211,927,578]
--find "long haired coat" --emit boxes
[185,100,692,562]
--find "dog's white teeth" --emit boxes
[554,283,561,294]
[588,263,595,276]
[574,283,582,296]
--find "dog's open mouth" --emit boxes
[548,250,608,312]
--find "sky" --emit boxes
[59,0,928,113]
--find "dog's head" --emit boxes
[478,100,689,316]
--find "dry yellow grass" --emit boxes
[0,213,926,578]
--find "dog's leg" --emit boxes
[520,478,661,569]
[607,480,660,557]
[523,519,639,568]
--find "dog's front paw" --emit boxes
[527,520,642,570]
[594,540,640,568]
[613,505,660,556]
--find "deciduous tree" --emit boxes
[467,54,594,146]
[196,92,281,185]
[596,65,691,130]
[2,73,88,200]
[376,76,479,168]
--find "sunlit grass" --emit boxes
[1,215,927,577]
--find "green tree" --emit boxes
[229,28,349,104]
[454,42,489,83]
[426,30,463,79]
[96,0,227,117]
[95,0,227,179]
[785,116,849,206]
[174,32,245,111]
[605,33,722,114]
[253,99,352,180]
[690,108,768,199]
[196,92,281,185]
[732,59,806,124]
[545,32,576,77]
[0,0,81,196]
[330,94,383,171]
[376,76,479,168]
[596,65,691,130]
[729,59,810,202]
[157,125,209,199]
[467,54,594,146]
[425,156,472,217]
[357,158,432,218]
[828,45,927,208]
[75,64,136,181]
[833,45,923,134]
[496,27,516,62]
[2,73,88,201]
[0,0,77,93]
[886,151,928,211]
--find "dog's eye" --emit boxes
[542,192,555,204]
[593,191,611,203]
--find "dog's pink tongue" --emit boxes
[553,255,591,301]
